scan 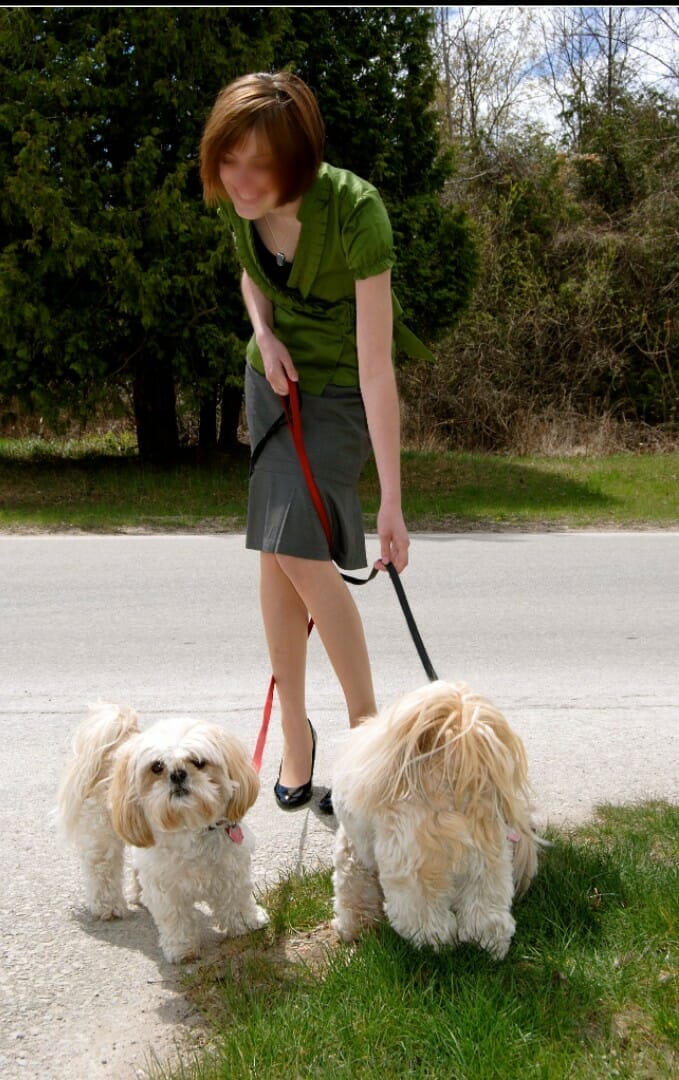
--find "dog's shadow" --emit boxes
[511,826,627,946]
[367,830,626,979]
[69,899,173,967]
[68,900,218,1068]
[69,896,246,973]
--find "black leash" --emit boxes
[339,562,438,681]
[383,561,438,682]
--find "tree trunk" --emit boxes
[198,391,218,450]
[132,353,179,464]
[217,384,244,453]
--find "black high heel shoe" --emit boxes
[274,720,316,810]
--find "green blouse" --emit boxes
[220,162,433,395]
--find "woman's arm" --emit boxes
[241,269,298,395]
[355,269,409,573]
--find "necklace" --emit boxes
[263,215,287,267]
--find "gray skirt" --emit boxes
[244,364,372,570]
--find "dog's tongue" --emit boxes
[227,824,244,844]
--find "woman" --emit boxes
[200,71,430,814]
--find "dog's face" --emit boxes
[109,717,260,848]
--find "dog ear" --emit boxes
[452,693,536,839]
[512,829,540,896]
[216,732,260,822]
[108,742,155,848]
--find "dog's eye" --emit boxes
[150,760,164,774]
[191,758,207,770]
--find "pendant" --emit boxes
[275,251,286,268]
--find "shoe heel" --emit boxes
[319,789,333,815]
[274,719,316,810]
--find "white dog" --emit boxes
[56,702,269,963]
[331,680,542,960]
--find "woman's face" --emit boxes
[218,130,279,219]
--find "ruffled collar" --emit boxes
[285,164,331,299]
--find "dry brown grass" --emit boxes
[398,369,679,457]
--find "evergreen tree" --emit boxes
[0,7,287,460]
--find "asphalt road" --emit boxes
[1,531,678,1079]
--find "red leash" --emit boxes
[281,381,334,547]
[251,670,275,773]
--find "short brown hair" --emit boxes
[200,71,325,207]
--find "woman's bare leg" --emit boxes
[276,554,377,726]
[259,553,314,788]
[259,552,377,787]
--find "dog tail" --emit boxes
[56,702,140,841]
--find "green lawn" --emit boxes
[1,437,677,532]
[152,801,678,1080]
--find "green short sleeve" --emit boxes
[341,190,395,281]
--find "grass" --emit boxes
[1,435,678,532]
[152,800,677,1080]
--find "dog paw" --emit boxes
[478,927,513,961]
[486,936,512,961]
[220,904,269,936]
[160,938,200,964]
[384,902,458,950]
[246,904,270,931]
[331,915,360,943]
[90,900,129,920]
[409,913,458,951]
[458,912,515,960]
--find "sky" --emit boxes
[437,6,678,139]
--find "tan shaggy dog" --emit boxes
[331,680,542,959]
[57,702,268,963]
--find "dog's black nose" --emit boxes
[170,768,188,785]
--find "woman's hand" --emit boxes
[258,328,299,396]
[375,498,410,574]
[240,270,298,396]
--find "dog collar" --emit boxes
[208,820,244,844]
